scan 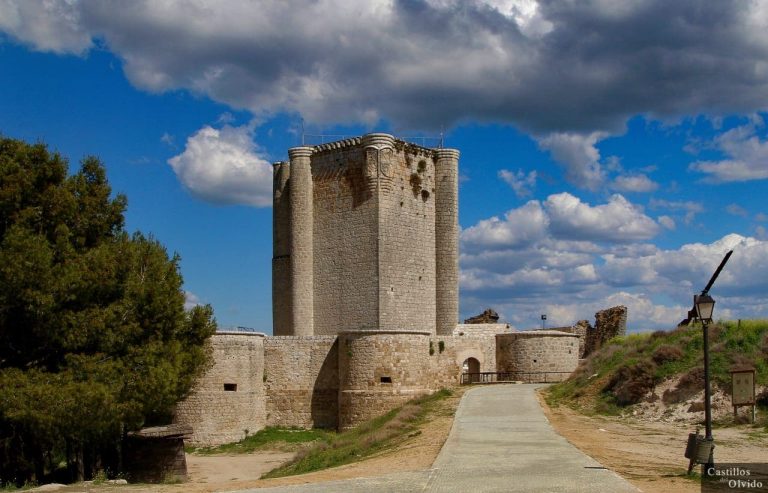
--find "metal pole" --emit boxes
[702,320,715,475]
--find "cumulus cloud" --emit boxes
[168,124,273,206]
[461,200,548,251]
[611,174,659,193]
[544,192,659,242]
[3,1,768,134]
[690,120,768,182]
[537,132,607,190]
[726,203,748,217]
[499,168,537,198]
[460,192,768,329]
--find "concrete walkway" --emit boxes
[236,385,638,492]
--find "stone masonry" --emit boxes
[585,305,627,356]
[175,134,589,445]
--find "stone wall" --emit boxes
[428,334,498,388]
[496,331,579,383]
[174,332,266,446]
[586,305,627,356]
[338,331,432,430]
[377,137,437,333]
[311,140,379,334]
[264,336,339,429]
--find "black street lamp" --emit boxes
[695,293,716,474]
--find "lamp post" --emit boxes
[541,314,546,330]
[695,293,716,475]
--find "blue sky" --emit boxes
[1,0,767,332]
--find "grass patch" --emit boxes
[545,319,768,417]
[188,427,335,455]
[262,388,454,479]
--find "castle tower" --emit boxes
[435,149,460,335]
[272,134,460,336]
[288,146,314,336]
[272,161,292,335]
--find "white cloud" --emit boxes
[649,198,704,225]
[184,290,202,310]
[658,215,675,230]
[498,168,536,198]
[756,212,768,222]
[544,192,659,242]
[611,174,659,193]
[461,200,548,250]
[725,203,748,217]
[168,123,273,207]
[537,132,607,190]
[0,0,91,54]
[690,120,768,182]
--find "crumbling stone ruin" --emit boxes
[174,134,581,445]
[585,305,627,356]
[464,308,500,324]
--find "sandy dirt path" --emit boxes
[538,391,768,493]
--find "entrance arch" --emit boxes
[462,357,481,383]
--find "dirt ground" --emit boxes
[47,389,464,493]
[538,391,768,493]
[32,385,767,493]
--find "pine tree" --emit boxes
[0,137,216,485]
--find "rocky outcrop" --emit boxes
[464,308,500,324]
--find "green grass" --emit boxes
[545,319,768,417]
[188,427,335,455]
[262,388,454,479]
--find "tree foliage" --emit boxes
[0,137,217,485]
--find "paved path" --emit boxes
[235,385,637,492]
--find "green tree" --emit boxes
[0,137,217,486]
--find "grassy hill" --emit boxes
[545,320,768,423]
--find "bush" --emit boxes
[604,361,659,406]
[652,345,684,365]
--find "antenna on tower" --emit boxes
[301,118,305,146]
[439,124,445,148]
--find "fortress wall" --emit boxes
[428,335,498,388]
[338,331,431,430]
[496,331,579,383]
[454,323,513,337]
[264,336,339,429]
[434,149,460,335]
[174,333,266,446]
[272,161,292,335]
[586,305,627,356]
[377,140,437,332]
[311,144,378,334]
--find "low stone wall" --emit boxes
[338,331,431,430]
[174,332,266,446]
[453,323,512,337]
[264,336,339,429]
[496,331,579,383]
[429,334,498,387]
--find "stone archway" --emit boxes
[462,357,481,383]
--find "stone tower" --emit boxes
[272,133,460,336]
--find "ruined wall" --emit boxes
[454,323,512,337]
[586,305,627,356]
[496,331,579,383]
[377,138,437,332]
[174,333,266,445]
[263,336,339,429]
[311,139,379,334]
[338,331,431,430]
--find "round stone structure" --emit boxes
[338,330,431,430]
[495,331,579,383]
[174,332,266,445]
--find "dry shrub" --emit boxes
[761,333,768,356]
[756,389,768,408]
[604,361,659,406]
[649,329,669,341]
[663,367,704,404]
[652,345,684,365]
[687,401,705,412]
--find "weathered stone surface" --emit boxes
[463,308,500,324]
[585,305,627,356]
[496,331,580,383]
